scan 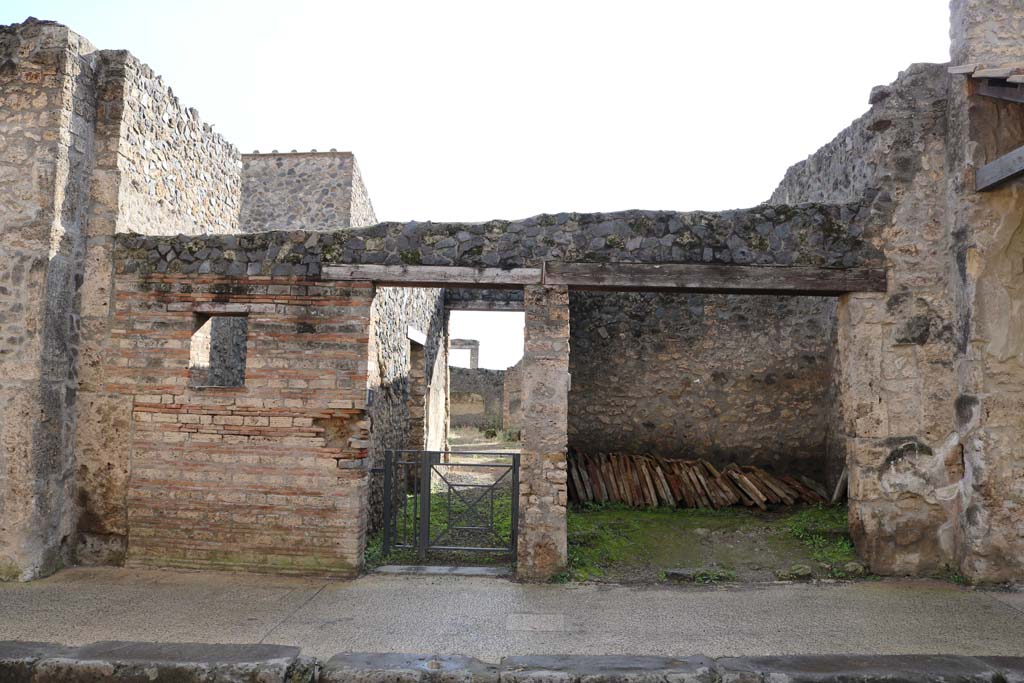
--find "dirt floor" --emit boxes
[564,504,859,584]
[448,425,520,453]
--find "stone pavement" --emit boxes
[0,568,1021,663]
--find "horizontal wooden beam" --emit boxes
[322,264,541,289]
[542,262,888,294]
[323,262,887,294]
[974,80,1024,104]
[445,300,526,312]
[977,143,1024,191]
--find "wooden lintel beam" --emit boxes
[976,143,1024,191]
[974,80,1024,104]
[324,261,887,294]
[322,264,541,289]
[542,262,888,294]
[444,301,526,312]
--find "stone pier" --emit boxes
[516,286,570,581]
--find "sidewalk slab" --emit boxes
[1,569,1022,661]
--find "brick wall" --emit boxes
[101,271,373,576]
[75,41,244,566]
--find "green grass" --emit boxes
[564,503,759,582]
[692,567,736,584]
[562,502,858,583]
[365,487,515,569]
[783,504,857,565]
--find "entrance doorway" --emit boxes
[381,449,520,561]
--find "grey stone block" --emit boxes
[715,655,1009,683]
[33,641,302,682]
[321,653,499,683]
[0,641,75,683]
[500,655,716,683]
[976,657,1024,683]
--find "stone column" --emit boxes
[516,285,569,581]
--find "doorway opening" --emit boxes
[563,291,855,583]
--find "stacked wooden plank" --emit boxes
[566,453,826,510]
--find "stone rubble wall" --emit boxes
[446,288,525,311]
[365,287,447,533]
[567,292,839,487]
[450,367,506,430]
[241,152,377,232]
[772,62,967,576]
[114,204,883,276]
[0,19,100,581]
[109,52,240,236]
[947,0,1024,582]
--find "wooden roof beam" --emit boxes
[976,143,1024,191]
[542,262,887,295]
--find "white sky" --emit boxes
[4,1,951,368]
[449,311,525,370]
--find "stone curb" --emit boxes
[0,640,307,682]
[2,642,1022,683]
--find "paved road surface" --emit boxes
[0,568,1021,662]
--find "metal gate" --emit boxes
[381,450,519,561]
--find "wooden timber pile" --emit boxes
[567,453,827,510]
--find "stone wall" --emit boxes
[110,52,240,236]
[450,367,505,430]
[517,286,570,580]
[98,267,373,576]
[70,36,243,567]
[772,62,963,576]
[502,361,523,436]
[117,203,883,275]
[946,0,1024,582]
[425,347,449,452]
[0,15,248,576]
[446,288,525,311]
[0,19,100,580]
[365,287,447,532]
[567,292,838,485]
[240,152,376,232]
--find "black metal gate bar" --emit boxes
[381,449,520,561]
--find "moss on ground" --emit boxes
[562,503,858,583]
[0,561,22,582]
